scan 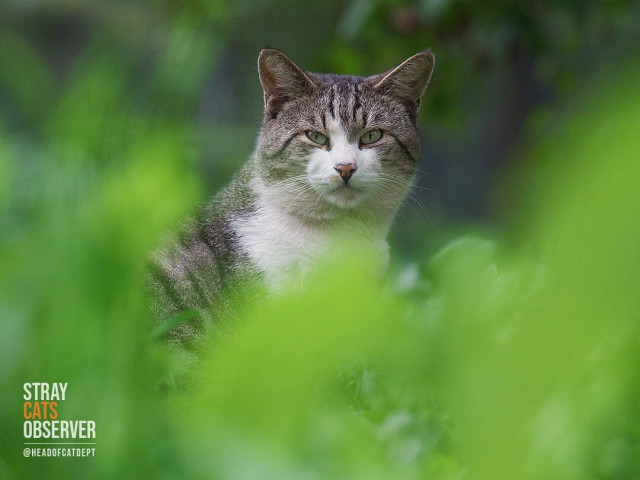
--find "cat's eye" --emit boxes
[305,130,329,146]
[360,129,382,145]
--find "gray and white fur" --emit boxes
[148,48,435,353]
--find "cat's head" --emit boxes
[254,48,434,220]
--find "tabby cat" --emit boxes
[149,48,435,353]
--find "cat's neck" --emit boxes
[233,182,391,291]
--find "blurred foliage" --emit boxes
[1,2,640,480]
[2,0,640,125]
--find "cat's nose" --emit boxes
[334,163,357,183]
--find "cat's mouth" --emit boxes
[331,183,363,196]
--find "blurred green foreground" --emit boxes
[1,52,640,479]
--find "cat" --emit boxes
[148,48,435,355]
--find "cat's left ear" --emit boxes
[258,49,316,117]
[370,50,435,109]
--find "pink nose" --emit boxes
[334,163,357,183]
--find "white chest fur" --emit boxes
[231,196,389,292]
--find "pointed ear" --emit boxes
[258,49,316,117]
[371,50,435,108]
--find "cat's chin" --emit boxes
[325,185,365,208]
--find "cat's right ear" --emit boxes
[258,49,316,117]
[370,50,435,111]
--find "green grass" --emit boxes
[1,51,640,480]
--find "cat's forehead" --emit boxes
[311,74,372,98]
[310,73,367,85]
[299,74,393,129]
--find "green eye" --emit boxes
[360,129,382,145]
[305,130,329,146]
